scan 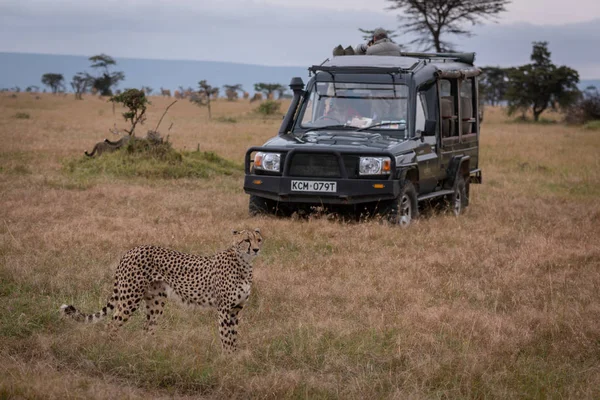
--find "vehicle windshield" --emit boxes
[297,82,408,133]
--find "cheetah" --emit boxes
[60,229,263,352]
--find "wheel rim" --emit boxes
[453,189,462,216]
[399,194,412,226]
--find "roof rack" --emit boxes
[308,65,416,75]
[400,52,476,65]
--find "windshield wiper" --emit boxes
[303,125,358,133]
[357,122,406,132]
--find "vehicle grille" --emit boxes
[287,153,363,178]
[289,153,341,178]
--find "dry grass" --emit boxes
[1,93,599,399]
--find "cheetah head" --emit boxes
[232,228,263,258]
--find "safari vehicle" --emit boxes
[243,52,483,225]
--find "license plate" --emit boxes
[291,180,337,193]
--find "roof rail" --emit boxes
[400,52,476,65]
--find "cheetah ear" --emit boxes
[254,228,261,234]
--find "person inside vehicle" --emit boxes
[355,28,402,56]
[324,97,360,124]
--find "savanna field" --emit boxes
[1,93,599,399]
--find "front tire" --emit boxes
[388,182,419,227]
[249,195,275,216]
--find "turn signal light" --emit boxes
[382,159,391,172]
[373,184,385,189]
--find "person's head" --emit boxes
[372,28,388,43]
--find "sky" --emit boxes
[1,0,600,77]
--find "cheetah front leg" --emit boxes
[218,305,243,353]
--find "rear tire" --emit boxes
[388,182,418,227]
[447,175,469,216]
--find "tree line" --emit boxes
[25,0,600,126]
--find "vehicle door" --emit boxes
[438,77,480,178]
[414,83,439,194]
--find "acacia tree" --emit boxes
[386,0,510,52]
[41,73,65,94]
[506,42,580,122]
[89,54,125,96]
[223,84,244,101]
[191,80,219,119]
[254,83,285,99]
[71,73,93,100]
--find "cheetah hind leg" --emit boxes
[218,305,243,353]
[108,291,143,338]
[143,281,167,335]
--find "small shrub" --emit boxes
[583,120,600,130]
[14,112,30,119]
[216,116,237,123]
[256,100,281,116]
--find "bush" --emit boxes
[256,100,281,116]
[583,120,600,130]
[565,86,600,125]
[65,141,241,180]
[216,116,237,123]
[14,112,30,119]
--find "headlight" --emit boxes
[254,152,281,172]
[359,157,391,175]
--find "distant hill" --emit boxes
[2,52,598,94]
[0,52,307,95]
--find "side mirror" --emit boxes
[423,119,437,136]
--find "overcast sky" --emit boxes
[1,0,599,76]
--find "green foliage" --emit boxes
[41,73,65,93]
[479,67,509,106]
[109,89,150,135]
[13,112,30,119]
[506,42,580,122]
[65,139,241,180]
[256,100,281,115]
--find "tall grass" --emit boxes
[0,95,599,398]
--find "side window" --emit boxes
[301,90,316,125]
[460,78,475,135]
[440,79,458,138]
[415,92,427,133]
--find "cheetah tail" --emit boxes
[60,297,115,323]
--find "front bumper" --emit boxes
[244,175,400,204]
[243,146,403,205]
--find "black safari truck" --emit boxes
[243,52,483,225]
